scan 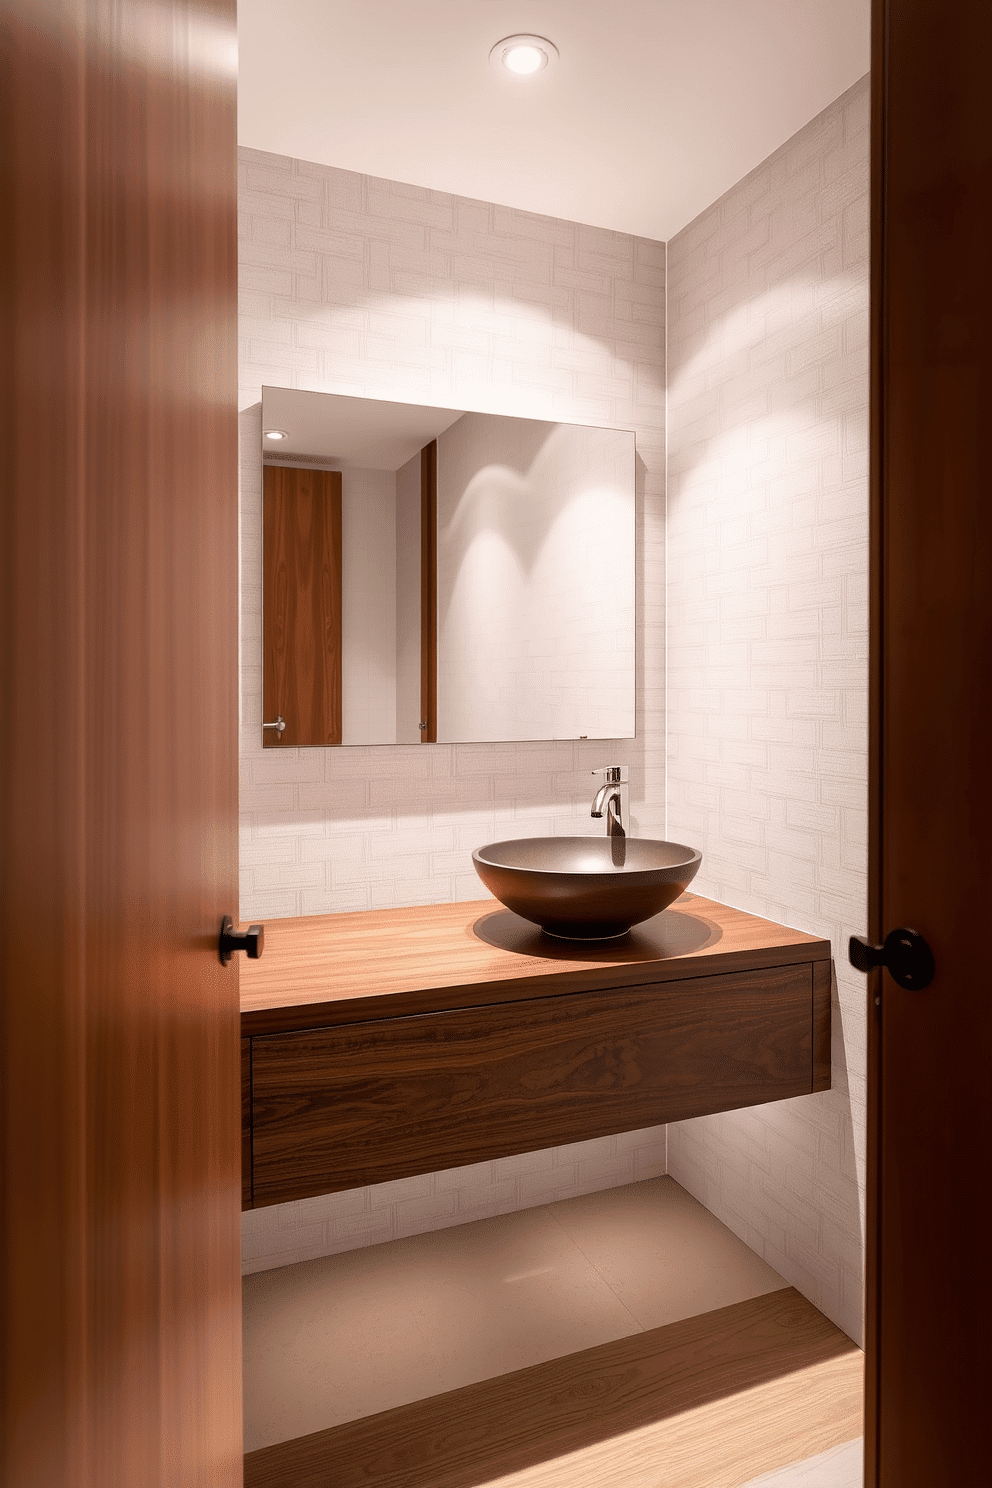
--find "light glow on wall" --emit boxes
[667,274,865,513]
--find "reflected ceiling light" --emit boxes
[264,428,289,440]
[489,34,558,77]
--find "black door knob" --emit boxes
[219,915,264,965]
[849,927,934,990]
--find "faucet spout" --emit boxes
[591,782,625,838]
[591,766,629,839]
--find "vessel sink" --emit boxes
[472,836,703,940]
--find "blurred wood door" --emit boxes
[867,0,992,1481]
[263,466,343,747]
[1,1,242,1484]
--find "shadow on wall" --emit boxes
[436,415,635,744]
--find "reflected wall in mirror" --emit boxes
[261,387,635,746]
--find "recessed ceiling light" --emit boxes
[264,428,289,440]
[489,34,559,78]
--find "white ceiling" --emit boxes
[262,388,464,470]
[237,0,870,242]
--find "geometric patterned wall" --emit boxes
[666,77,871,1344]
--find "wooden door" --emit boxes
[263,465,343,746]
[1,2,241,1484]
[867,0,992,1481]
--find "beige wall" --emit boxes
[665,77,870,1344]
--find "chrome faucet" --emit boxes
[591,766,628,838]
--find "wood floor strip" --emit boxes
[243,1288,863,1488]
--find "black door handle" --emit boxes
[219,915,264,965]
[849,928,934,990]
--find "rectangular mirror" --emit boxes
[261,386,635,746]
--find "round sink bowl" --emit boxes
[472,836,703,940]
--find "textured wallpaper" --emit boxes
[666,77,870,1344]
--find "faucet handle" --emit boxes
[592,765,628,784]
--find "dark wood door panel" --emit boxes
[251,963,814,1206]
[868,2,992,1481]
[263,464,343,746]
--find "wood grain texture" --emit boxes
[420,440,437,742]
[812,958,832,1093]
[0,2,241,1483]
[263,464,343,747]
[868,2,992,1482]
[243,1037,253,1210]
[250,963,813,1204]
[240,892,830,1036]
[243,1287,862,1488]
[865,8,885,1473]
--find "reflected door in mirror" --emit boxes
[260,387,635,746]
[263,465,343,746]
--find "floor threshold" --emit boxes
[244,1287,863,1488]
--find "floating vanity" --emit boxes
[239,893,831,1212]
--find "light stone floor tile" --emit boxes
[736,1437,863,1487]
[400,1206,643,1390]
[243,1175,790,1452]
[548,1175,788,1330]
[242,1245,449,1451]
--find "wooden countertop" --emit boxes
[240,893,831,1037]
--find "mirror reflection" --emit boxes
[261,387,635,746]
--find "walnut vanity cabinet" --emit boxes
[241,1037,253,1210]
[239,895,832,1210]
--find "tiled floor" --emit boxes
[243,1174,791,1452]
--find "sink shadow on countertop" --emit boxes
[471,896,722,964]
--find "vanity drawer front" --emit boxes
[250,961,816,1207]
[242,1037,253,1210]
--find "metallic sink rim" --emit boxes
[473,835,702,878]
[471,835,703,940]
